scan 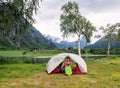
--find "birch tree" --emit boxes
[99,23,120,57]
[60,1,95,56]
[0,0,41,37]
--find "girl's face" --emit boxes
[66,58,70,62]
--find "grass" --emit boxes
[1,50,118,59]
[0,51,23,56]
[0,50,67,56]
[0,57,120,88]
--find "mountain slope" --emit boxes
[86,34,120,48]
[0,27,56,49]
[19,27,56,49]
[45,35,87,48]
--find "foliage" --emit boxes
[0,27,56,50]
[0,57,50,64]
[0,0,41,38]
[0,37,10,47]
[82,48,120,55]
[61,48,120,55]
[60,1,95,56]
[117,28,120,40]
[100,23,120,41]
[0,37,21,50]
[60,1,95,42]
[99,23,120,57]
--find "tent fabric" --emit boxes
[46,53,87,74]
[72,63,87,74]
[50,66,62,74]
[72,63,81,74]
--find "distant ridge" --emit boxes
[44,34,87,48]
[85,34,120,48]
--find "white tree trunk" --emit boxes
[78,35,81,56]
[107,39,111,57]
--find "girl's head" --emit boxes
[65,56,71,61]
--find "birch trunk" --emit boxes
[78,35,81,56]
[107,39,111,57]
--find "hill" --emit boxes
[86,34,120,48]
[0,27,56,50]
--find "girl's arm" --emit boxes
[70,62,72,66]
[64,62,66,66]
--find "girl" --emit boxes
[64,56,72,76]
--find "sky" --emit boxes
[33,0,120,43]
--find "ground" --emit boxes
[0,57,120,88]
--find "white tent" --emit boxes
[46,53,87,74]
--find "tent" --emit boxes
[46,53,87,74]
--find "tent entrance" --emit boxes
[50,62,85,74]
[46,53,87,74]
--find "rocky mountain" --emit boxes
[19,27,56,49]
[44,35,87,48]
[85,34,120,48]
[0,27,56,49]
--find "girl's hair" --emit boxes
[65,56,71,60]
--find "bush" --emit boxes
[0,37,10,47]
[0,57,49,64]
[83,48,120,54]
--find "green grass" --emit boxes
[0,50,67,56]
[1,50,118,60]
[0,51,23,56]
[0,57,120,88]
[0,64,45,79]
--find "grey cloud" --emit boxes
[36,0,120,22]
[37,0,66,21]
[77,0,120,13]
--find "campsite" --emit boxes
[0,50,120,88]
[0,0,120,88]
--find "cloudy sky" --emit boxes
[33,0,120,43]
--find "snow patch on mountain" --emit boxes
[44,34,87,48]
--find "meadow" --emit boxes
[0,50,66,56]
[0,56,120,88]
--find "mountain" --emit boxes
[0,27,56,49]
[44,35,87,48]
[85,34,120,48]
[19,27,56,49]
